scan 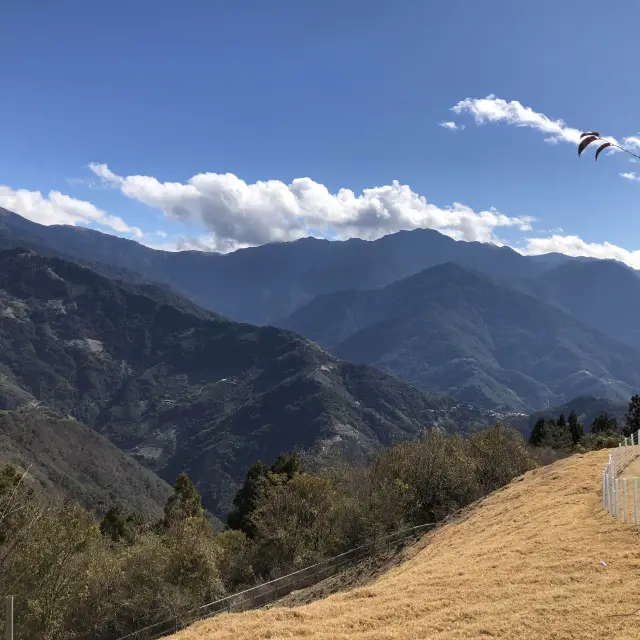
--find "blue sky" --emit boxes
[2,0,640,264]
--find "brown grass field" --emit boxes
[172,450,640,640]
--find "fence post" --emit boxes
[609,469,614,515]
[623,478,628,523]
[5,596,13,640]
[602,471,607,509]
[634,479,639,526]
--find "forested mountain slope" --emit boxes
[0,248,493,516]
[278,263,640,412]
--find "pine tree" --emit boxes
[623,394,640,437]
[163,472,203,528]
[271,452,302,478]
[550,416,572,450]
[591,412,618,435]
[529,417,546,446]
[227,452,304,536]
[227,461,269,535]
[567,410,584,445]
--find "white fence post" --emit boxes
[611,474,615,517]
[634,479,639,525]
[623,478,628,523]
[5,595,13,640]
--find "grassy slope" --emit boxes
[173,450,640,640]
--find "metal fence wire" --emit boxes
[109,522,435,640]
[602,430,640,522]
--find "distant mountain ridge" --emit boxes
[3,206,640,417]
[0,206,605,325]
[523,259,640,351]
[277,262,640,412]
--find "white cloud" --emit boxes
[155,230,168,238]
[623,136,640,150]
[88,163,534,252]
[439,121,464,131]
[518,234,640,269]
[0,186,142,237]
[620,172,640,181]
[88,162,124,186]
[451,94,621,149]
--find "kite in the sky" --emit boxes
[578,132,640,161]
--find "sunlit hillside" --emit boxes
[172,450,640,640]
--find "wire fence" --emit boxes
[602,430,640,521]
[110,522,435,640]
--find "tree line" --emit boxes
[528,395,640,450]
[1,423,536,640]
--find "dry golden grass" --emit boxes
[173,450,640,640]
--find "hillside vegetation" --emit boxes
[0,424,534,639]
[0,406,172,517]
[172,450,639,640]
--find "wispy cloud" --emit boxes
[620,172,640,181]
[451,94,586,144]
[450,94,626,153]
[439,121,465,131]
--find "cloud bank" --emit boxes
[0,186,142,237]
[519,234,640,270]
[3,160,640,274]
[88,163,533,252]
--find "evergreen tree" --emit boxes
[100,505,143,543]
[100,505,127,542]
[271,452,303,478]
[228,452,303,536]
[227,460,269,535]
[567,410,584,445]
[591,412,618,435]
[549,417,572,450]
[623,394,640,437]
[529,417,546,446]
[163,472,203,528]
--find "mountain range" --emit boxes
[277,262,640,412]
[0,247,492,518]
[0,207,591,325]
[2,206,640,515]
[2,206,638,353]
